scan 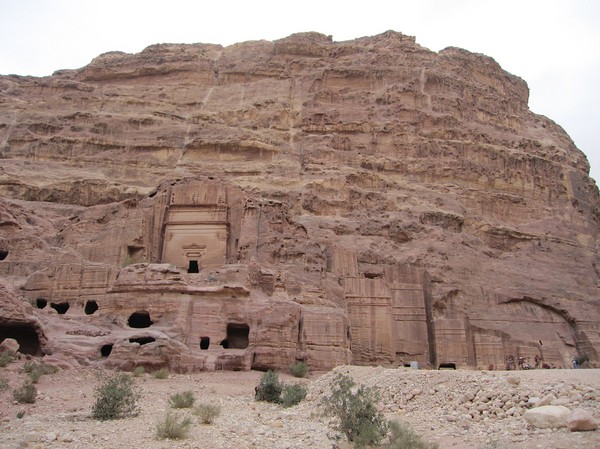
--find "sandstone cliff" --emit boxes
[1,31,598,371]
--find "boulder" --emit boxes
[0,337,19,354]
[567,408,599,432]
[523,405,571,429]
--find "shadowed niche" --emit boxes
[128,310,153,328]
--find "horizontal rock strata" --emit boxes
[0,31,599,371]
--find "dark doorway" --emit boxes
[129,337,156,345]
[128,311,153,328]
[36,298,47,309]
[50,302,69,314]
[0,323,41,355]
[100,344,113,357]
[438,362,457,370]
[188,260,199,273]
[224,323,249,349]
[84,300,98,315]
[200,337,210,350]
[0,250,8,260]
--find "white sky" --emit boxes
[1,0,599,183]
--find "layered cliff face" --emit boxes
[1,31,599,372]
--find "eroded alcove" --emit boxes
[100,344,113,357]
[0,249,8,260]
[84,300,98,315]
[36,298,47,309]
[129,337,156,345]
[128,310,153,328]
[50,301,69,314]
[0,322,41,355]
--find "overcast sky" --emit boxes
[1,0,598,183]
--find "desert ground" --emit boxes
[1,359,599,449]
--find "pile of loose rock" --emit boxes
[308,365,599,446]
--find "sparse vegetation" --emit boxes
[24,361,58,384]
[16,410,26,419]
[12,380,37,404]
[155,412,192,440]
[383,421,439,449]
[254,370,307,408]
[321,373,388,448]
[170,390,196,408]
[152,368,169,379]
[91,372,140,420]
[255,370,283,403]
[281,383,307,408]
[132,366,145,377]
[290,361,309,378]
[194,403,221,424]
[0,376,9,392]
[0,351,16,367]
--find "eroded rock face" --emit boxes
[0,31,599,371]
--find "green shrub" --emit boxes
[281,383,307,408]
[255,370,283,403]
[0,351,16,367]
[0,376,9,391]
[152,368,169,379]
[16,410,26,419]
[383,421,439,449]
[12,381,37,404]
[194,403,221,424]
[290,361,309,378]
[132,366,145,377]
[321,373,388,448]
[155,412,192,440]
[91,373,140,420]
[170,390,196,409]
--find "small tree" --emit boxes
[92,373,140,420]
[321,373,388,448]
[255,370,283,403]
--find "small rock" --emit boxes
[567,408,599,432]
[506,376,520,386]
[535,393,556,407]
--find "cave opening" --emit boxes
[36,298,47,309]
[128,311,153,328]
[100,344,113,357]
[188,260,199,273]
[84,300,98,315]
[129,337,156,345]
[0,249,8,260]
[200,336,210,350]
[50,302,69,314]
[438,362,456,370]
[0,323,41,355]
[222,323,249,349]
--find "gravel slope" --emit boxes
[1,361,599,449]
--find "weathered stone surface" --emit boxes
[523,405,571,429]
[0,31,599,371]
[567,408,599,431]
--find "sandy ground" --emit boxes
[1,360,599,449]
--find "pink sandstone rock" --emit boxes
[0,31,598,372]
